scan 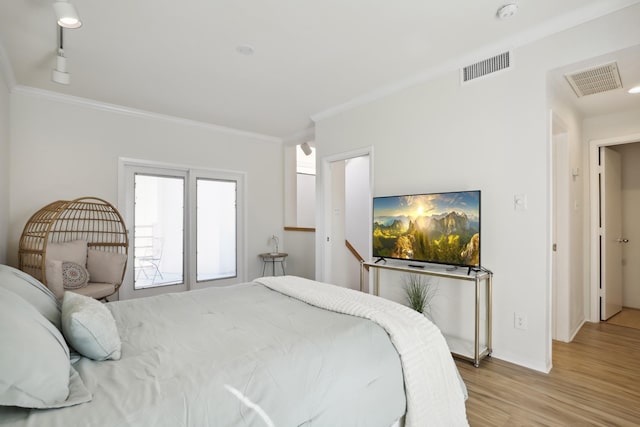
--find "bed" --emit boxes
[0,264,468,426]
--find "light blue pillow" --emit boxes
[0,264,61,330]
[0,287,92,408]
[62,292,122,361]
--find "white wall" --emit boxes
[315,6,640,372]
[329,161,350,287]
[296,174,316,227]
[282,228,315,279]
[345,156,370,259]
[8,90,283,284]
[0,66,10,264]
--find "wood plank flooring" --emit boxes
[456,322,640,426]
[607,307,640,330]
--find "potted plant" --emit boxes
[403,273,437,321]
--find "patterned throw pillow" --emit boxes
[61,262,90,289]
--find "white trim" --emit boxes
[12,85,282,144]
[316,146,374,283]
[282,126,315,146]
[0,40,16,90]
[569,319,586,342]
[311,0,640,123]
[588,132,640,322]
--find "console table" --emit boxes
[360,261,492,367]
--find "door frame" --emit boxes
[551,112,570,342]
[589,132,640,322]
[316,146,374,283]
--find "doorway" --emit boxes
[316,147,373,288]
[589,134,640,322]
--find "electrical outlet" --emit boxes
[514,312,528,330]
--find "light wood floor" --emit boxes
[607,307,640,330]
[456,322,640,426]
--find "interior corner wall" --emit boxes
[8,91,284,282]
[0,69,10,264]
[314,6,640,371]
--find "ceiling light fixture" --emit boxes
[52,27,71,85]
[629,86,640,94]
[52,53,70,85]
[53,1,82,29]
[496,3,518,20]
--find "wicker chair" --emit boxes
[19,197,129,299]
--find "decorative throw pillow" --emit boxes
[45,259,65,300]
[0,287,92,408]
[86,249,127,285]
[62,262,90,289]
[61,292,122,361]
[0,264,62,330]
[46,240,88,267]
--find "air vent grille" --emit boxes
[564,62,622,97]
[462,51,511,83]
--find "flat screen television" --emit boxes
[372,190,480,269]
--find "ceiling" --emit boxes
[0,0,639,142]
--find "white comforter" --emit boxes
[255,276,469,427]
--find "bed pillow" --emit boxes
[61,292,122,361]
[46,240,88,267]
[86,249,127,285]
[0,264,61,330]
[0,287,92,408]
[62,262,90,289]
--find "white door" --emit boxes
[600,147,623,320]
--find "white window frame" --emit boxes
[118,158,246,300]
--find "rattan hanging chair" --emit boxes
[19,197,129,299]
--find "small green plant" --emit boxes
[403,273,437,320]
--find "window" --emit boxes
[120,160,245,298]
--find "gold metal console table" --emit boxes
[361,261,492,367]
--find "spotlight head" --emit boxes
[53,1,82,29]
[300,142,313,156]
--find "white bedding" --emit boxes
[0,275,467,426]
[255,275,469,427]
[1,279,409,426]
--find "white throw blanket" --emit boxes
[255,276,469,427]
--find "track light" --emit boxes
[53,1,82,29]
[52,27,71,85]
[300,142,313,156]
[52,53,70,85]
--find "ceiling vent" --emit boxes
[461,51,511,83]
[564,62,622,97]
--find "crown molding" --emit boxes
[282,126,315,146]
[12,85,283,144]
[311,0,640,123]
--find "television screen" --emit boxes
[372,190,480,268]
